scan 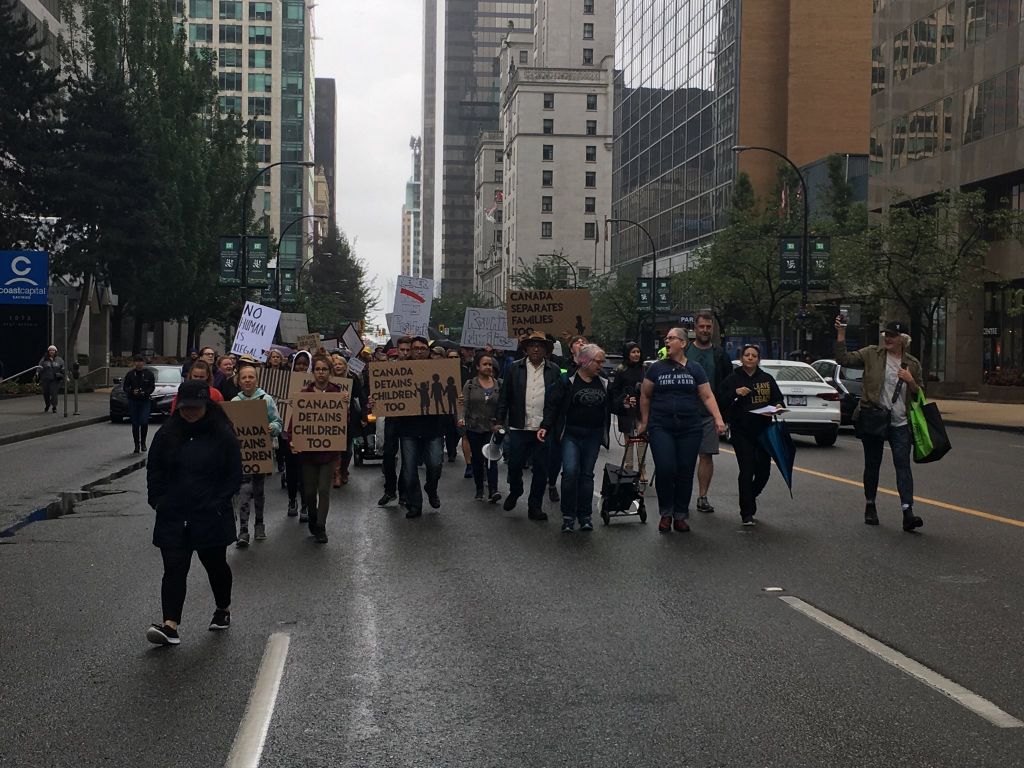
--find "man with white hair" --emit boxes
[834,318,924,532]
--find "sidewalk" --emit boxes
[0,391,111,445]
[930,398,1024,433]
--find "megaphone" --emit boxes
[482,427,506,462]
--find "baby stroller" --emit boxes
[352,413,385,466]
[598,435,649,525]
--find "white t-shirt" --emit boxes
[882,353,907,427]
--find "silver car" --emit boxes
[749,359,842,447]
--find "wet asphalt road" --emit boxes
[1,422,1023,767]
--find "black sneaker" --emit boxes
[209,610,231,631]
[299,506,309,523]
[741,516,756,527]
[464,464,474,479]
[405,507,423,519]
[236,529,250,548]
[253,522,266,540]
[474,489,484,500]
[287,498,298,517]
[527,506,548,521]
[377,493,396,507]
[315,529,329,544]
[561,518,574,532]
[696,496,715,514]
[548,485,560,502]
[489,491,502,504]
[146,623,180,646]
[428,494,441,509]
[580,518,594,532]
[864,502,879,525]
[502,494,519,511]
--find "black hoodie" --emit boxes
[719,366,785,437]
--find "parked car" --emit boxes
[732,359,842,446]
[810,359,863,426]
[600,354,623,379]
[109,365,183,422]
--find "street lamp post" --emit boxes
[731,145,810,349]
[542,251,578,288]
[239,160,315,290]
[605,216,658,354]
[479,289,504,308]
[275,213,328,306]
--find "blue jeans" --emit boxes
[505,429,548,508]
[862,423,914,508]
[399,435,444,513]
[647,425,702,519]
[560,427,602,522]
[128,398,151,428]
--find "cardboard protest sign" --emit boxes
[296,333,320,352]
[231,301,282,362]
[392,276,433,338]
[279,371,349,429]
[278,312,308,343]
[506,289,591,340]
[221,399,274,475]
[460,307,518,351]
[291,390,348,452]
[342,323,364,354]
[368,358,461,418]
[261,367,291,412]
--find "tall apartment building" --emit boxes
[314,77,337,228]
[174,0,315,274]
[402,137,423,277]
[872,0,1024,388]
[611,0,870,275]
[421,0,534,297]
[497,0,615,292]
[473,132,505,297]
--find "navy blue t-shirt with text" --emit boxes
[644,360,708,425]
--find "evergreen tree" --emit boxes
[302,222,378,335]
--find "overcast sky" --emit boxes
[314,1,423,323]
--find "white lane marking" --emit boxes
[226,632,291,767]
[780,596,1023,729]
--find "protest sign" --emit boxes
[460,307,518,351]
[506,289,591,339]
[221,399,274,475]
[291,391,348,452]
[231,301,282,362]
[342,323,364,354]
[347,356,366,377]
[320,338,339,352]
[368,358,461,418]
[392,276,433,338]
[279,371,349,429]
[385,312,396,337]
[296,333,320,352]
[261,367,291,412]
[278,312,308,343]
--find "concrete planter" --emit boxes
[979,384,1024,403]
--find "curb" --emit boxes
[943,419,1024,435]
[0,415,109,447]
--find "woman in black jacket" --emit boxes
[719,344,785,526]
[145,379,242,646]
[609,342,645,468]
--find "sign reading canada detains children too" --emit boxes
[368,358,462,418]
[506,289,592,339]
[291,391,348,452]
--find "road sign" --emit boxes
[246,236,271,288]
[655,278,672,313]
[636,277,652,308]
[219,236,241,286]
[779,237,801,289]
[808,237,830,290]
[1,251,49,305]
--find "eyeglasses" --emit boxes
[313,367,331,373]
[665,335,683,343]
[411,346,429,352]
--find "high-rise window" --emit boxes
[248,96,271,116]
[494,170,503,183]
[541,222,553,238]
[542,170,553,187]
[583,0,594,12]
[248,73,272,92]
[219,47,242,67]
[218,71,242,90]
[586,120,597,135]
[251,120,271,140]
[249,1,272,20]
[252,143,271,163]
[249,25,272,45]
[543,119,554,134]
[542,196,553,212]
[218,24,242,43]
[282,73,303,94]
[543,144,554,161]
[494,150,503,163]
[519,49,528,64]
[583,48,593,65]
[586,94,598,111]
[585,145,597,162]
[190,0,213,18]
[219,0,241,19]
[584,197,596,213]
[583,23,594,39]
[543,93,554,109]
[219,95,241,114]
[249,49,271,68]
[189,23,213,43]
[585,171,596,187]
[584,222,597,240]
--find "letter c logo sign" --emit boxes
[12,255,31,276]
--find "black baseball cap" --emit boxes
[883,320,908,335]
[177,379,211,407]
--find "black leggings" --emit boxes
[160,545,231,624]
[279,437,301,502]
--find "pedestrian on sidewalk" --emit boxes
[834,317,924,532]
[458,351,503,503]
[37,345,64,413]
[232,363,283,547]
[685,311,735,515]
[635,327,726,533]
[145,380,242,646]
[719,344,785,526]
[293,354,344,543]
[549,344,611,532]
[123,354,156,453]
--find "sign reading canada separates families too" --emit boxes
[506,289,592,339]
[291,379,351,453]
[220,400,274,475]
[368,358,462,418]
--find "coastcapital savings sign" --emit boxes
[0,251,49,305]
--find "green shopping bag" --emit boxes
[909,390,951,463]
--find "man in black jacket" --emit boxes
[396,336,445,519]
[123,354,156,453]
[496,332,564,520]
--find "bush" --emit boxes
[0,381,42,395]
[985,367,1024,386]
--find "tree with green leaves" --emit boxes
[513,253,579,290]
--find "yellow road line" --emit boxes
[721,449,1024,529]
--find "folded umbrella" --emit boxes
[757,417,796,498]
